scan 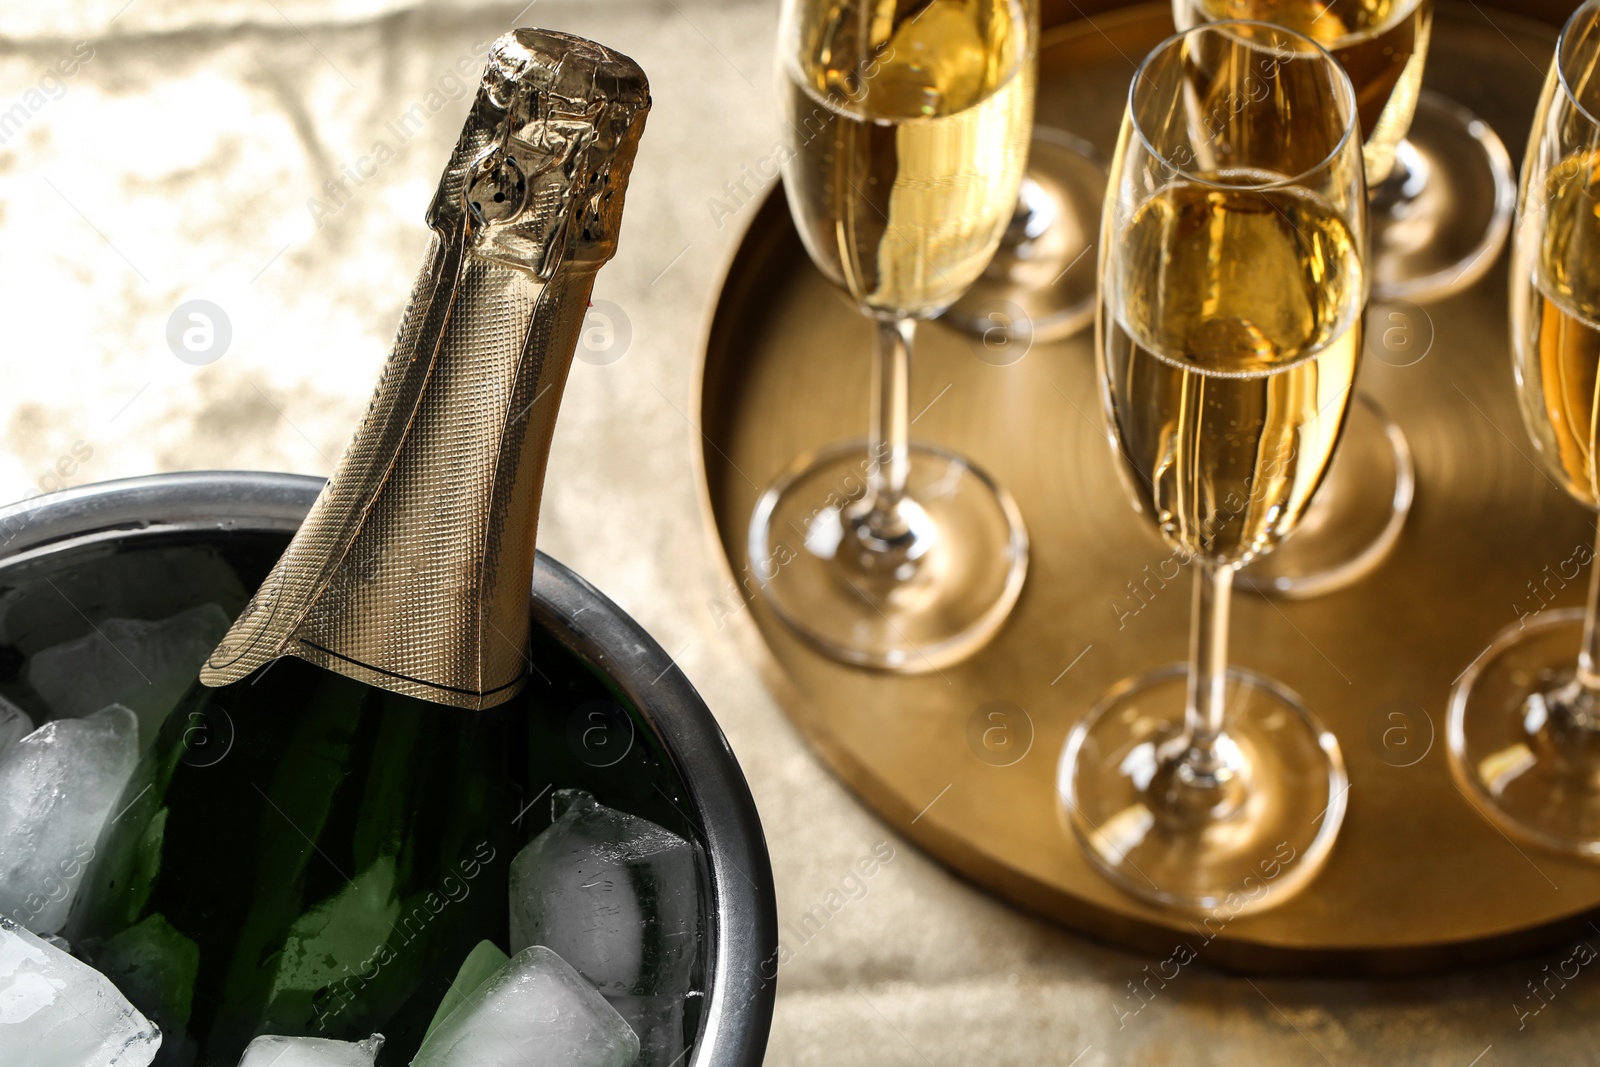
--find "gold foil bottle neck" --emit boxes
[200,29,650,709]
[434,28,651,276]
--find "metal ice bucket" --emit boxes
[0,470,777,1067]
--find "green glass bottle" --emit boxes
[65,28,650,1067]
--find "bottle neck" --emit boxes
[201,26,649,710]
[202,218,597,709]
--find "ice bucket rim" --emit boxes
[0,469,778,1067]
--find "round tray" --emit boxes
[697,1,1590,973]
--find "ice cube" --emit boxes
[509,790,701,997]
[0,706,140,934]
[26,604,232,745]
[609,995,687,1067]
[0,915,161,1066]
[237,1033,383,1066]
[411,945,637,1067]
[0,695,32,761]
[423,940,508,1041]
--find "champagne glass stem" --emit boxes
[1185,560,1234,752]
[1578,525,1600,689]
[864,315,914,538]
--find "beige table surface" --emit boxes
[1,1,1596,1063]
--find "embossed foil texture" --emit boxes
[202,28,650,709]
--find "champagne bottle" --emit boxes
[66,29,650,1067]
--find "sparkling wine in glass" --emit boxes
[1173,0,1425,607]
[1178,0,1512,301]
[1059,20,1361,913]
[750,0,1035,671]
[1450,0,1600,855]
[939,129,1109,344]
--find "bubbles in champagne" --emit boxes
[1116,174,1363,376]
[1106,178,1361,563]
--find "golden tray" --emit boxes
[697,1,1586,973]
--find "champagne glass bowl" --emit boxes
[0,472,777,1067]
[1173,0,1514,304]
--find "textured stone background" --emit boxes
[0,1,1596,1064]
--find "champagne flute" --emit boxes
[1450,0,1600,855]
[1173,0,1511,599]
[751,0,1035,671]
[1059,20,1360,912]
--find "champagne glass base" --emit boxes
[940,128,1107,343]
[1448,608,1600,856]
[1242,394,1414,599]
[1059,664,1347,914]
[747,440,1028,673]
[1369,91,1514,304]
